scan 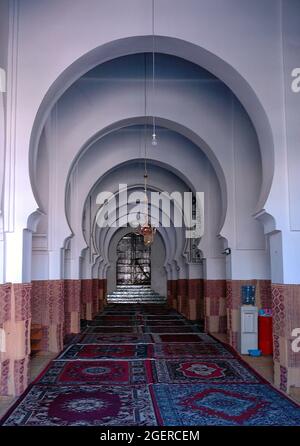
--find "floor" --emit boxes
[1,304,300,426]
[0,352,56,419]
[213,333,275,383]
[213,333,300,405]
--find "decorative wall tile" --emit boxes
[14,283,32,322]
[280,365,288,392]
[272,285,286,337]
[47,280,64,325]
[272,284,300,392]
[31,280,65,353]
[187,279,203,320]
[92,279,100,317]
[0,284,12,327]
[14,358,28,396]
[273,334,280,362]
[64,280,81,313]
[204,280,226,333]
[177,279,188,316]
[0,359,9,396]
[258,280,272,308]
[64,280,81,335]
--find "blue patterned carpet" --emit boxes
[151,383,300,426]
[1,304,300,426]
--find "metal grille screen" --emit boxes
[116,233,151,285]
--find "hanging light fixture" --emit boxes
[151,0,157,147]
[137,167,156,246]
[136,44,156,247]
[136,122,156,246]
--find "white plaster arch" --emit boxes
[28,46,267,287]
[29,35,274,219]
[73,151,223,279]
[98,206,182,270]
[65,124,225,262]
[85,165,193,252]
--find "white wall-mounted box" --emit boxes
[239,305,258,354]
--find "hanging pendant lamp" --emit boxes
[136,17,157,247]
[137,169,156,246]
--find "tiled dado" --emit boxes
[80,279,107,321]
[64,280,81,335]
[80,279,93,321]
[92,279,106,316]
[0,278,107,397]
[167,280,177,308]
[31,279,107,351]
[0,283,31,396]
[98,279,106,313]
[167,279,203,320]
[31,280,65,353]
[176,279,188,318]
[187,279,204,320]
[226,280,272,350]
[204,280,227,333]
[272,284,300,393]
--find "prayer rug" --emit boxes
[151,333,217,343]
[78,333,153,344]
[143,325,202,334]
[57,344,153,360]
[150,383,300,426]
[2,385,157,426]
[143,311,177,315]
[144,320,189,327]
[150,359,261,384]
[94,315,140,322]
[102,311,137,315]
[144,315,185,320]
[85,326,142,334]
[38,360,152,385]
[87,320,139,326]
[141,309,177,315]
[153,342,234,359]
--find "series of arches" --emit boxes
[28,50,271,291]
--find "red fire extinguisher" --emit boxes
[258,309,273,355]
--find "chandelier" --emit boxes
[136,0,157,247]
[136,172,156,246]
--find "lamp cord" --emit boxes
[152,0,156,138]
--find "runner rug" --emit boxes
[150,383,300,426]
[38,360,152,385]
[153,342,234,359]
[3,385,157,426]
[150,359,262,384]
[58,344,153,360]
[78,333,153,344]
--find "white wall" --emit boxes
[1,0,299,283]
[150,232,167,296]
[0,0,9,283]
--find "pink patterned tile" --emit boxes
[14,283,31,322]
[0,283,12,326]
[0,359,9,395]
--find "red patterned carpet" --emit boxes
[1,304,300,426]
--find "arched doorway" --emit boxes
[116,233,151,285]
